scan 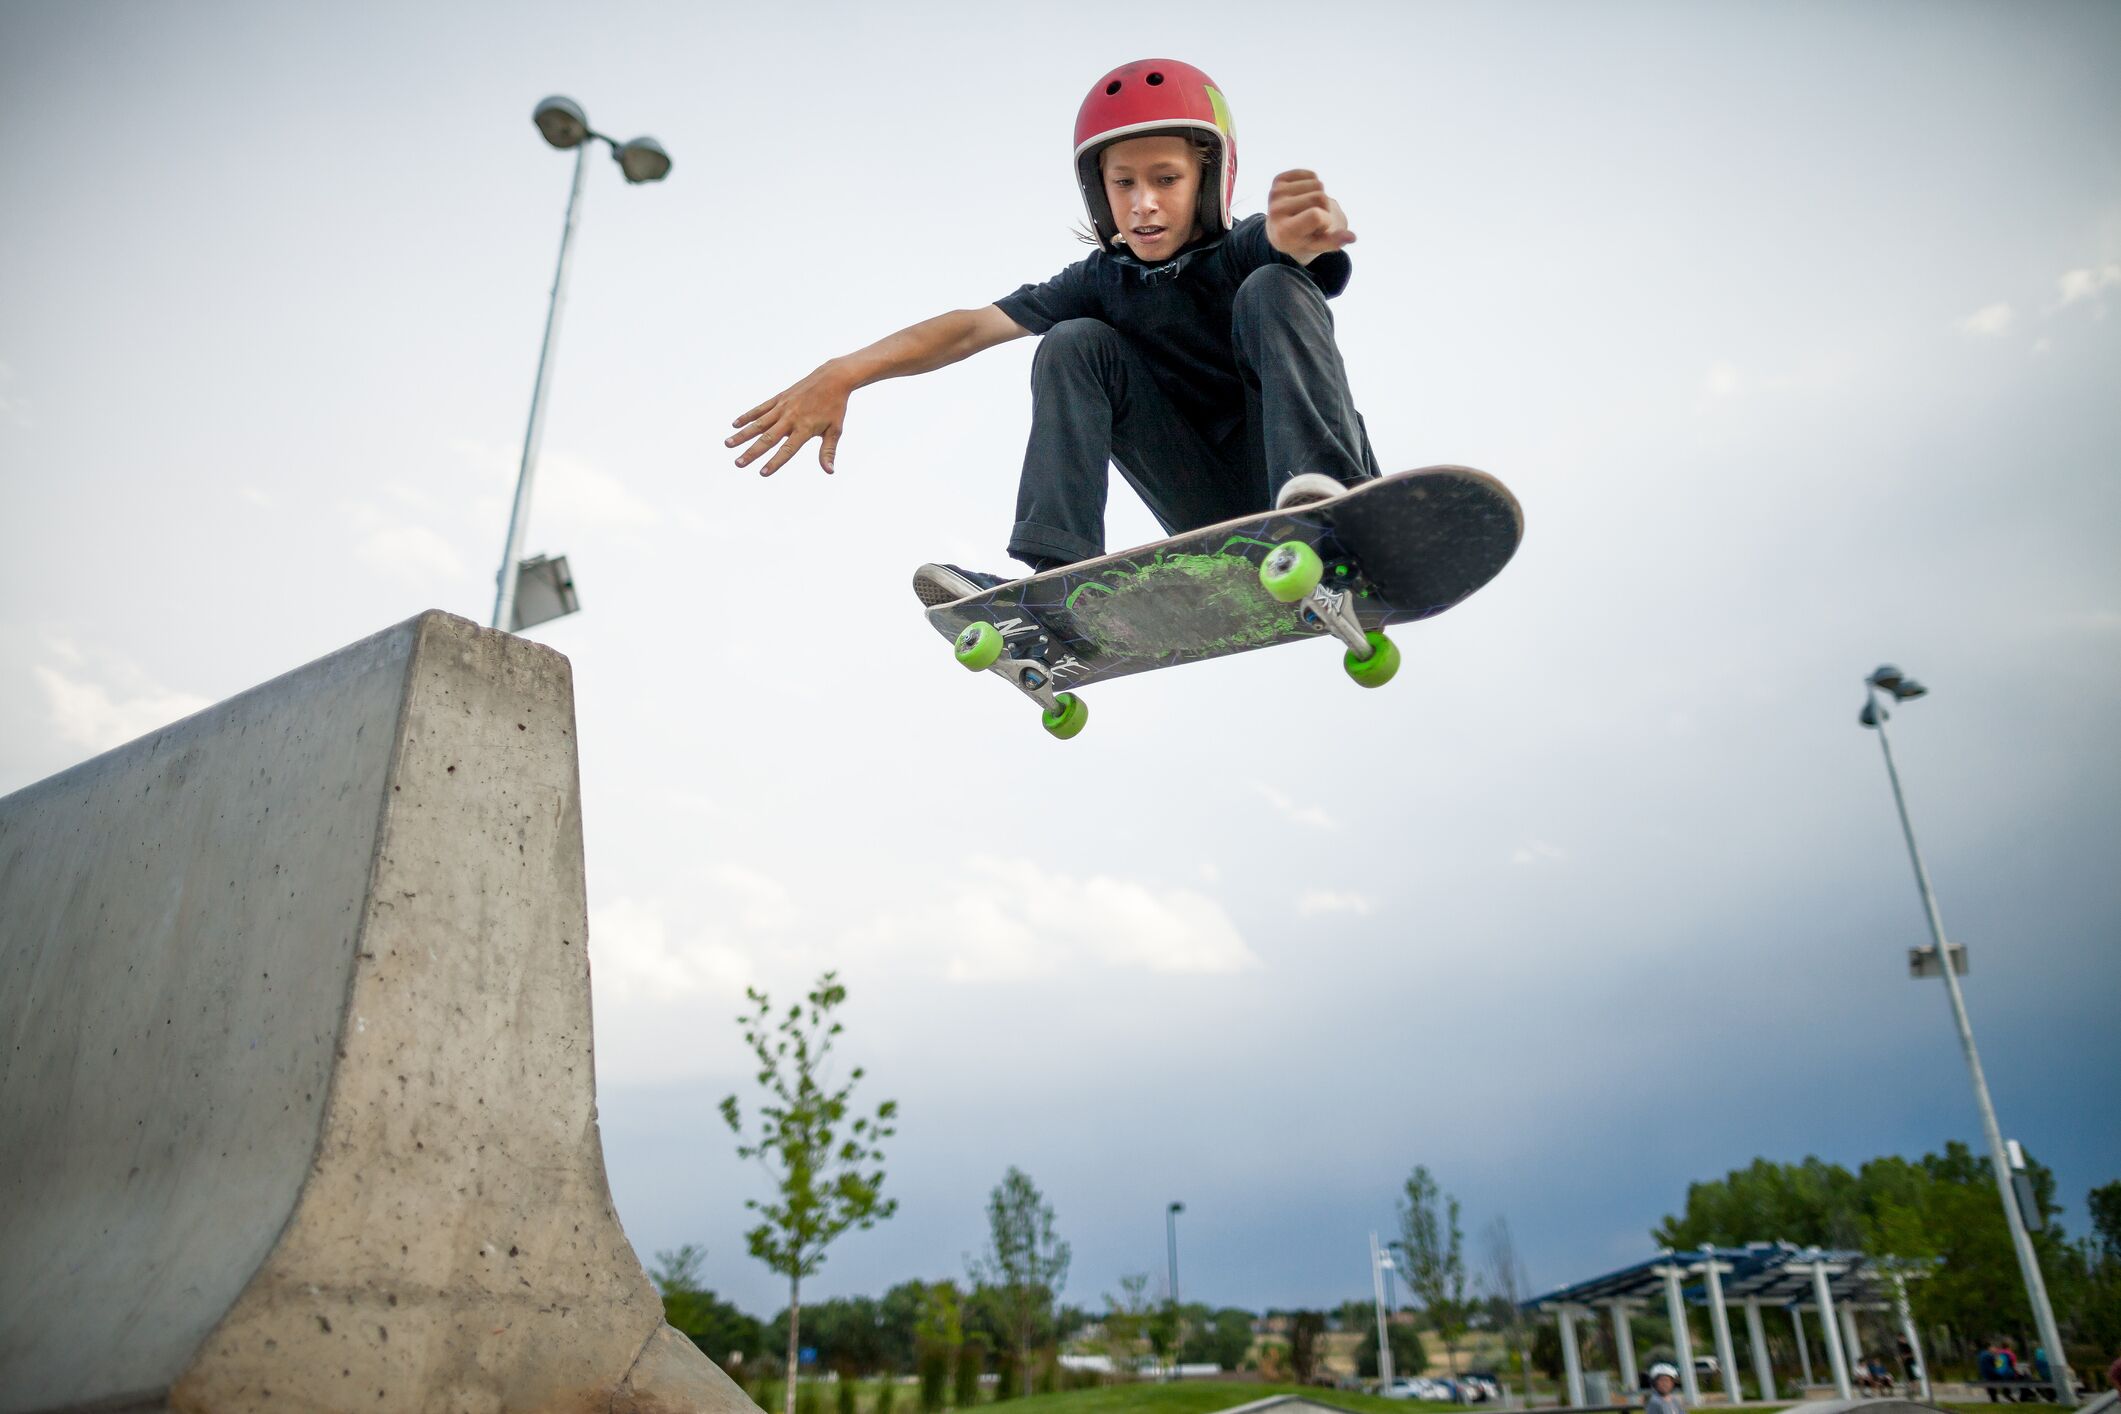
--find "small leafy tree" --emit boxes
[721,973,900,1414]
[1102,1274,1153,1378]
[967,1167,1072,1397]
[956,1332,990,1406]
[1398,1165,1468,1376]
[1481,1216,1535,1403]
[917,1282,962,1412]
[1289,1310,1325,1384]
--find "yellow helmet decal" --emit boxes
[1205,85,1235,138]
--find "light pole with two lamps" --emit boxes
[1858,664,2075,1406]
[491,97,672,634]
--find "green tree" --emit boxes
[1354,1320,1428,1380]
[1178,1305,1255,1370]
[721,973,900,1414]
[651,1244,765,1368]
[1481,1216,1535,1403]
[967,1167,1072,1395]
[1289,1310,1326,1384]
[917,1281,963,1413]
[1102,1273,1154,1378]
[1398,1166,1469,1375]
[955,1332,990,1407]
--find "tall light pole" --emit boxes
[1370,1233,1396,1390]
[492,96,672,633]
[1858,665,2076,1406]
[1166,1201,1184,1381]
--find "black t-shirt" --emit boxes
[995,213,1352,445]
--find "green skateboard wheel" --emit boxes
[1260,541,1325,603]
[954,622,1004,671]
[1343,630,1401,688]
[1041,692,1088,740]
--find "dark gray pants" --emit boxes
[1008,263,1380,569]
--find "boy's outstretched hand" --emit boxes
[728,362,854,475]
[1266,170,1356,266]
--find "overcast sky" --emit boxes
[3,0,2116,1320]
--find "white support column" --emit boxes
[1891,1272,1932,1403]
[1839,1304,1863,1379]
[1697,1255,1742,1404]
[1807,1260,1853,1400]
[1744,1298,1775,1403]
[1791,1307,1814,1389]
[1603,1300,1642,1398]
[1552,1304,1589,1409]
[1654,1258,1701,1406]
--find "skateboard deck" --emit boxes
[923,464,1522,736]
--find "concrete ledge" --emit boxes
[0,611,753,1414]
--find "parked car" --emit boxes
[1377,1379,1427,1400]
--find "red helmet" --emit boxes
[1073,58,1236,250]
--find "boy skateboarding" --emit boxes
[726,57,1381,605]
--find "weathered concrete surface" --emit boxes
[0,611,754,1414]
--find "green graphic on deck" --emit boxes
[1066,537,1303,659]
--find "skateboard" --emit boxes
[922,465,1522,738]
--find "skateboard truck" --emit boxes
[1260,541,1403,688]
[951,622,1090,739]
[1295,583,1370,658]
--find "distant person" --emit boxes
[1980,1338,2029,1403]
[1644,1363,1684,1414]
[1896,1336,1919,1383]
[2106,1349,2120,1396]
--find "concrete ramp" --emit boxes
[0,611,751,1414]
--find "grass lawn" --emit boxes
[965,1384,1461,1414]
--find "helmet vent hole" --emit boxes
[1146,72,1164,85]
[1105,80,1122,95]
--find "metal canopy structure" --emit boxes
[1522,1244,1933,1409]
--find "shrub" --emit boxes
[876,1377,898,1414]
[838,1380,857,1414]
[955,1335,989,1407]
[918,1348,949,1413]
[798,1381,821,1414]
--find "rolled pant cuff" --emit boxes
[1008,521,1103,569]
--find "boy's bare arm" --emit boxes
[729,304,1030,475]
[1266,169,1356,266]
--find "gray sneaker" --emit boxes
[1275,473,1346,510]
[912,562,1008,608]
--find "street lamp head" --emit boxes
[1168,1200,1184,1215]
[614,136,672,184]
[533,96,591,150]
[1858,699,1883,729]
[1868,664,1928,702]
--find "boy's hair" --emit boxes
[1073,133,1221,246]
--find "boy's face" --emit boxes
[1100,134,1201,261]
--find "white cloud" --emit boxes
[589,894,758,1004]
[32,660,211,753]
[1956,302,2013,336]
[1297,889,1374,916]
[1701,362,1741,399]
[1252,781,1337,830]
[849,855,1259,982]
[2054,262,2121,311]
